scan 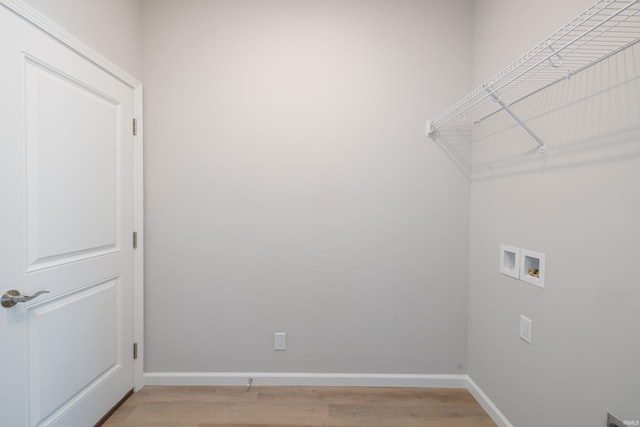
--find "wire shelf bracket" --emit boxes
[484,85,546,153]
[426,0,640,154]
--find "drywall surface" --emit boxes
[23,0,142,80]
[469,1,640,426]
[143,0,472,374]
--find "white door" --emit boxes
[0,6,135,427]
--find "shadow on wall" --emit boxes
[471,42,640,181]
[431,123,472,179]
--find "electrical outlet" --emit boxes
[274,332,286,351]
[520,315,532,344]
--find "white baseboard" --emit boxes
[144,372,468,388]
[466,376,514,427]
[143,372,512,427]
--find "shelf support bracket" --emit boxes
[426,120,435,137]
[485,86,546,153]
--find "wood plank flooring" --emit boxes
[103,386,497,427]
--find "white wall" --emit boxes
[469,1,640,426]
[142,0,473,375]
[22,0,143,80]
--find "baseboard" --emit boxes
[144,372,468,388]
[466,376,514,427]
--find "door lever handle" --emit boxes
[1,290,50,308]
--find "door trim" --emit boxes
[0,0,139,88]
[0,0,145,391]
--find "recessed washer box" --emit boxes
[520,249,545,288]
[500,245,520,279]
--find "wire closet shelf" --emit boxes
[426,0,640,153]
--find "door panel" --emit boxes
[25,58,120,271]
[28,278,120,423]
[0,5,134,426]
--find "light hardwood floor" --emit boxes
[103,386,497,427]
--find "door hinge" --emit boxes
[132,118,138,136]
[133,231,138,249]
[133,343,138,360]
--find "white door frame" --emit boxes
[0,0,145,391]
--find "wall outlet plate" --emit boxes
[500,245,520,279]
[520,315,532,344]
[274,332,286,351]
